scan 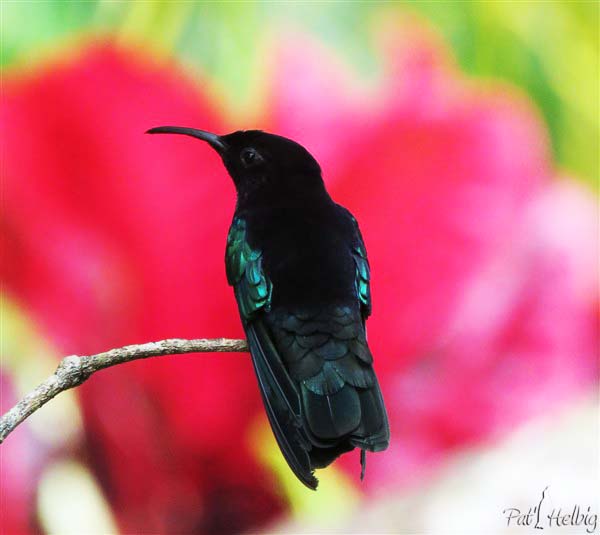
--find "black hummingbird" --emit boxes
[147,126,390,489]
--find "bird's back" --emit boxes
[229,201,389,487]
[242,200,357,307]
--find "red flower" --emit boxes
[2,19,597,533]
[2,46,283,533]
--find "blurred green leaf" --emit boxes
[408,0,599,186]
[1,1,96,65]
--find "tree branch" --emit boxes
[0,338,248,444]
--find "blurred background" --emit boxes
[1,2,598,534]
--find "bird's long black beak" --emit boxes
[146,126,228,154]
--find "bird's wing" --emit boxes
[351,228,372,319]
[336,206,371,319]
[225,217,272,318]
[267,305,389,454]
[226,217,318,490]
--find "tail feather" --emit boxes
[350,376,389,452]
[309,442,354,469]
[301,383,361,440]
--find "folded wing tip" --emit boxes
[303,472,319,491]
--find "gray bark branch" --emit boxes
[0,338,248,444]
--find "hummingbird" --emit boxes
[147,126,389,489]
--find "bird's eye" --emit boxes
[240,148,263,168]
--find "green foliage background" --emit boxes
[2,0,598,186]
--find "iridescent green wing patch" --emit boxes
[353,241,371,316]
[226,217,272,320]
[349,215,371,318]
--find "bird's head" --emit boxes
[146,127,325,204]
